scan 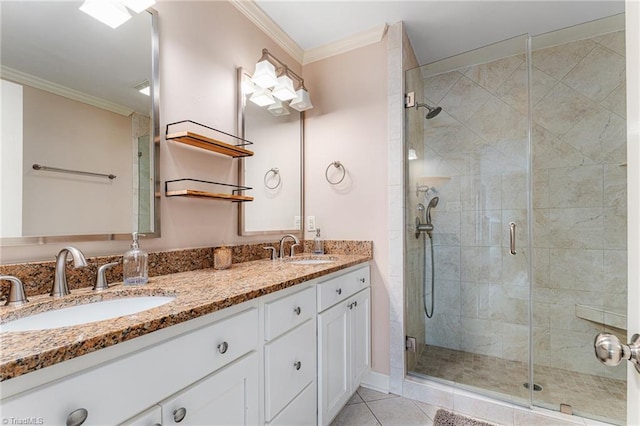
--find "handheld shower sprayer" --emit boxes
[426,196,439,226]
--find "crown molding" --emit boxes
[302,24,389,65]
[1,66,133,116]
[229,0,304,64]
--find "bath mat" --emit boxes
[433,409,497,426]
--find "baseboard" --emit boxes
[360,370,390,393]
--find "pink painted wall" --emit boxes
[303,41,390,375]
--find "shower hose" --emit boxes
[423,231,435,319]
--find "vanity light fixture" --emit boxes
[248,48,313,111]
[241,74,257,95]
[79,0,156,29]
[268,99,290,116]
[135,80,150,96]
[408,147,418,160]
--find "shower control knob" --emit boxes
[594,333,640,374]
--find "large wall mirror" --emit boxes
[0,1,159,245]
[237,68,303,236]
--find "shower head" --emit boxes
[426,196,439,225]
[416,102,442,120]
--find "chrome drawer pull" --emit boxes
[336,288,342,295]
[294,306,301,315]
[217,341,229,354]
[173,407,187,423]
[359,277,365,283]
[294,361,302,370]
[66,408,88,426]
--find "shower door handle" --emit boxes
[509,222,517,255]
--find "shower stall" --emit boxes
[404,15,628,425]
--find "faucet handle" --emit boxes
[94,262,119,291]
[263,246,277,260]
[1,275,29,306]
[290,243,301,257]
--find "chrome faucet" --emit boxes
[279,234,300,259]
[51,246,88,297]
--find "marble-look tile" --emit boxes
[603,206,627,250]
[403,379,454,410]
[439,76,492,123]
[532,169,550,210]
[460,174,501,211]
[501,244,530,288]
[561,108,627,164]
[459,318,502,357]
[453,392,515,425]
[466,97,528,148]
[460,210,502,247]
[549,328,605,374]
[604,249,627,294]
[513,409,578,426]
[425,313,461,349]
[423,70,464,104]
[357,387,399,402]
[330,402,380,426]
[412,400,441,421]
[548,290,604,333]
[531,38,596,80]
[548,207,604,250]
[460,246,502,283]
[367,397,432,426]
[424,110,483,158]
[562,45,625,102]
[600,80,626,118]
[533,209,550,249]
[597,30,625,57]
[432,279,461,316]
[549,249,603,291]
[604,292,627,313]
[431,210,461,246]
[433,245,461,281]
[532,124,593,170]
[533,82,600,136]
[603,164,627,207]
[532,248,551,290]
[548,165,603,208]
[496,63,558,112]
[501,172,527,210]
[464,55,523,93]
[349,392,364,405]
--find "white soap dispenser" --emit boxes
[313,228,325,255]
[123,232,148,285]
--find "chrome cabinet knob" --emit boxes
[353,300,358,307]
[294,361,302,370]
[594,333,640,374]
[336,288,342,295]
[359,277,365,283]
[66,408,88,426]
[293,306,301,315]
[218,341,229,354]
[173,407,187,423]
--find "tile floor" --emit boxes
[413,345,625,423]
[331,387,446,426]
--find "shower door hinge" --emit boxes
[405,92,415,108]
[405,336,417,352]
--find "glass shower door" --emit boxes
[405,35,533,404]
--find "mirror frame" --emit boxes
[236,67,304,237]
[0,8,161,246]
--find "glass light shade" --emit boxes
[241,75,256,95]
[251,60,278,88]
[79,0,131,29]
[268,99,290,116]
[289,88,313,112]
[408,148,418,160]
[271,75,297,101]
[249,89,275,107]
[121,0,156,13]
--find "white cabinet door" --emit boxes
[159,353,259,426]
[318,301,350,426]
[350,288,370,390]
[120,405,162,426]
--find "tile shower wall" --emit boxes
[417,31,627,381]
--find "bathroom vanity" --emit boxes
[0,257,370,426]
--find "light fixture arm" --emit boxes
[260,48,306,90]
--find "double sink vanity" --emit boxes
[0,247,372,426]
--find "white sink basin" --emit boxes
[0,296,175,332]
[286,258,335,265]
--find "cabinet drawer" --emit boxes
[1,307,258,425]
[265,286,315,340]
[264,319,316,421]
[267,381,316,426]
[317,265,369,312]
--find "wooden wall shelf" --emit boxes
[165,120,254,158]
[164,179,253,203]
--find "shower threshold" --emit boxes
[412,344,625,424]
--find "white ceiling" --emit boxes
[254,0,625,65]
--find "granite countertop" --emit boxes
[0,254,370,381]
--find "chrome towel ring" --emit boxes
[264,168,281,189]
[325,161,346,185]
